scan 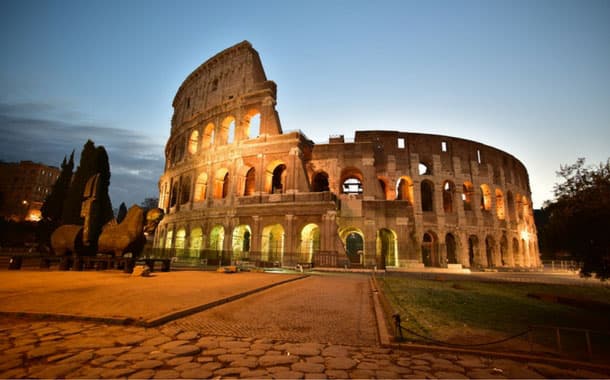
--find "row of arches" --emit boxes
[158,222,320,264]
[162,161,288,209]
[168,111,261,166]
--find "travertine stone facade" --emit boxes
[155,41,540,270]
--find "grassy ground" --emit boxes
[378,274,610,359]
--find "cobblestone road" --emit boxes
[168,273,377,346]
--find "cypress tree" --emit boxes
[41,151,74,223]
[117,202,127,224]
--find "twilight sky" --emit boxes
[1,0,608,209]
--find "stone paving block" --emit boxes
[304,373,327,379]
[218,353,245,363]
[153,369,180,379]
[148,351,174,361]
[102,359,129,369]
[214,366,250,377]
[197,336,220,349]
[292,361,326,373]
[375,369,399,378]
[100,367,137,379]
[231,356,259,368]
[251,342,274,351]
[241,369,272,378]
[356,361,379,370]
[325,369,349,379]
[321,345,350,357]
[272,369,304,379]
[0,367,28,379]
[180,368,214,379]
[129,345,158,354]
[96,345,132,356]
[160,339,189,350]
[116,334,149,345]
[58,350,94,364]
[0,358,23,372]
[259,353,299,366]
[202,347,227,356]
[129,369,156,379]
[61,336,116,349]
[168,344,201,356]
[325,357,358,370]
[131,359,165,370]
[246,349,266,356]
[200,361,223,371]
[118,352,149,361]
[66,366,104,379]
[306,355,325,364]
[349,369,375,378]
[219,340,251,349]
[167,356,193,366]
[29,363,82,379]
[142,335,172,347]
[174,362,200,371]
[5,343,35,354]
[90,355,117,366]
[196,356,215,363]
[284,342,324,356]
[176,331,199,340]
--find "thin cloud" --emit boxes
[0,101,165,208]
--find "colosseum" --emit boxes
[154,41,540,271]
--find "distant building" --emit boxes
[155,41,540,270]
[0,161,60,222]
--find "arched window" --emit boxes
[445,233,458,264]
[480,184,492,211]
[420,180,434,212]
[202,123,215,147]
[180,176,191,204]
[209,225,225,253]
[468,235,479,267]
[507,191,516,221]
[232,225,252,257]
[378,177,392,200]
[246,111,261,139]
[214,169,230,199]
[188,130,199,155]
[244,168,256,196]
[418,162,432,175]
[485,235,495,267]
[396,176,414,204]
[222,116,236,144]
[261,224,284,263]
[312,172,330,192]
[189,227,203,257]
[500,235,508,266]
[194,173,208,202]
[377,229,397,267]
[442,180,455,213]
[271,164,286,194]
[421,232,439,267]
[344,230,364,264]
[496,188,505,220]
[175,228,186,250]
[170,184,178,208]
[300,224,320,263]
[462,181,474,211]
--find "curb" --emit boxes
[0,274,308,327]
[369,274,610,375]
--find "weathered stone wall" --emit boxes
[156,41,540,270]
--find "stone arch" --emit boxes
[170,183,179,208]
[221,116,236,144]
[244,167,256,196]
[232,225,251,259]
[445,233,458,264]
[420,180,434,212]
[213,168,230,199]
[245,109,261,139]
[507,191,516,221]
[377,228,397,267]
[485,235,495,267]
[421,231,440,267]
[180,175,191,204]
[261,224,284,263]
[340,167,364,194]
[396,176,414,204]
[462,181,474,211]
[468,235,479,267]
[339,227,364,264]
[299,223,320,263]
[165,228,174,250]
[312,171,330,192]
[265,161,287,194]
[378,176,393,200]
[202,122,215,147]
[496,188,506,220]
[209,225,225,253]
[480,184,492,211]
[188,130,199,155]
[194,172,208,202]
[500,234,508,266]
[442,180,456,213]
[512,237,521,267]
[175,227,186,251]
[189,226,204,257]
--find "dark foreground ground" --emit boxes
[0,269,608,379]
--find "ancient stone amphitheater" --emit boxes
[154,41,540,271]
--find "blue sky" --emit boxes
[1,0,608,209]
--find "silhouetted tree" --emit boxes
[541,158,610,280]
[62,140,114,229]
[140,197,159,212]
[116,202,127,223]
[41,151,74,223]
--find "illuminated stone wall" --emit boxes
[156,41,540,270]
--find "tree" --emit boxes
[541,158,610,280]
[116,202,127,223]
[41,151,74,223]
[62,140,114,227]
[140,197,159,212]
